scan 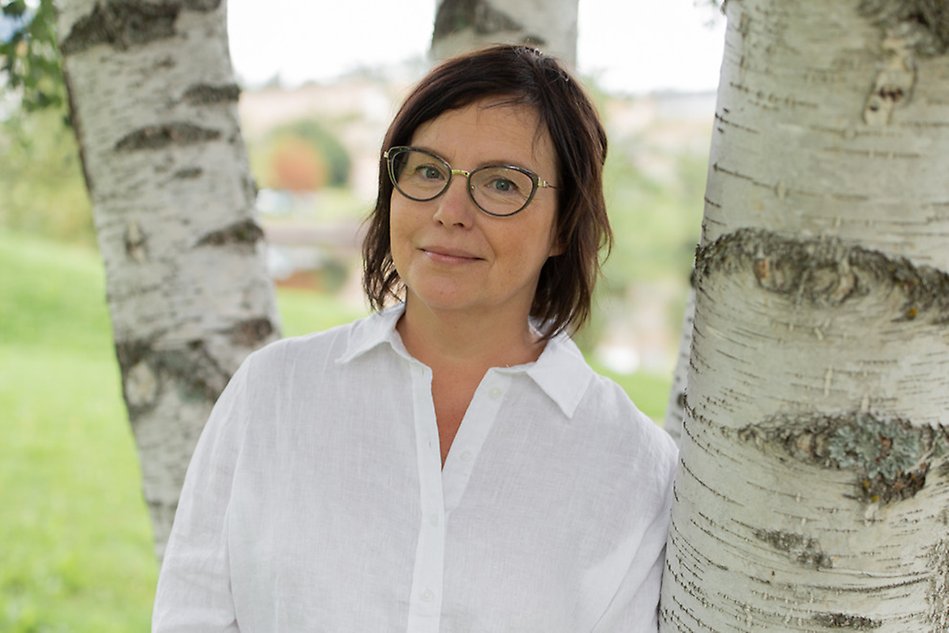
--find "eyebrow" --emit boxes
[410,144,540,173]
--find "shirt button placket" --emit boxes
[406,363,445,633]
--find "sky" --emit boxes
[227,0,726,95]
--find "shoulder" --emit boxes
[242,312,386,375]
[575,369,679,494]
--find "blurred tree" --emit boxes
[661,0,949,630]
[252,118,352,191]
[267,136,327,191]
[54,0,279,557]
[432,0,578,66]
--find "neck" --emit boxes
[396,298,543,372]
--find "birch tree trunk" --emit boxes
[660,0,949,630]
[55,0,279,558]
[431,0,578,67]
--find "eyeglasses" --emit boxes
[384,146,556,217]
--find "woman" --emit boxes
[153,45,678,632]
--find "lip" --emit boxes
[419,245,483,263]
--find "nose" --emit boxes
[431,171,476,228]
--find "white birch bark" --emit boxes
[431,0,578,68]
[55,0,280,557]
[660,0,949,630]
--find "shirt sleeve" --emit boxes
[589,455,677,633]
[151,355,253,632]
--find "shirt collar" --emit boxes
[337,304,593,419]
[517,332,593,419]
[336,304,409,364]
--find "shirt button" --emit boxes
[429,513,439,526]
[460,451,473,462]
[421,589,435,602]
[488,387,503,400]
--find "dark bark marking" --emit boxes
[694,228,949,324]
[116,338,150,371]
[115,338,158,413]
[243,175,258,206]
[173,167,203,179]
[115,123,221,151]
[182,0,222,11]
[116,338,232,418]
[859,0,949,57]
[433,0,530,39]
[224,318,275,348]
[753,529,833,569]
[183,83,240,106]
[714,111,760,135]
[196,219,264,248]
[812,612,882,629]
[738,412,945,505]
[60,1,180,55]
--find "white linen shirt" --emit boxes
[152,305,678,633]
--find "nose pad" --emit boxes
[432,176,476,227]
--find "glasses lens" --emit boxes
[470,167,536,216]
[389,149,450,201]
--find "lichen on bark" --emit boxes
[738,411,942,504]
[694,228,949,323]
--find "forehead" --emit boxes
[409,99,555,172]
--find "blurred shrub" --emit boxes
[267,136,328,191]
[251,118,351,191]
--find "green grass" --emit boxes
[0,232,671,630]
[0,234,155,632]
[276,286,367,337]
[593,364,671,423]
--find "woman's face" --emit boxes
[389,98,562,325]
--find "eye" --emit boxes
[414,163,447,181]
[488,177,519,193]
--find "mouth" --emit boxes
[420,246,483,263]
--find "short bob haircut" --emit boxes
[362,44,611,339]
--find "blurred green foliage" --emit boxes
[601,148,705,288]
[0,0,63,112]
[0,105,94,244]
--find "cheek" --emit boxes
[388,199,418,271]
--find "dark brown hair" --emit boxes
[362,44,611,338]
